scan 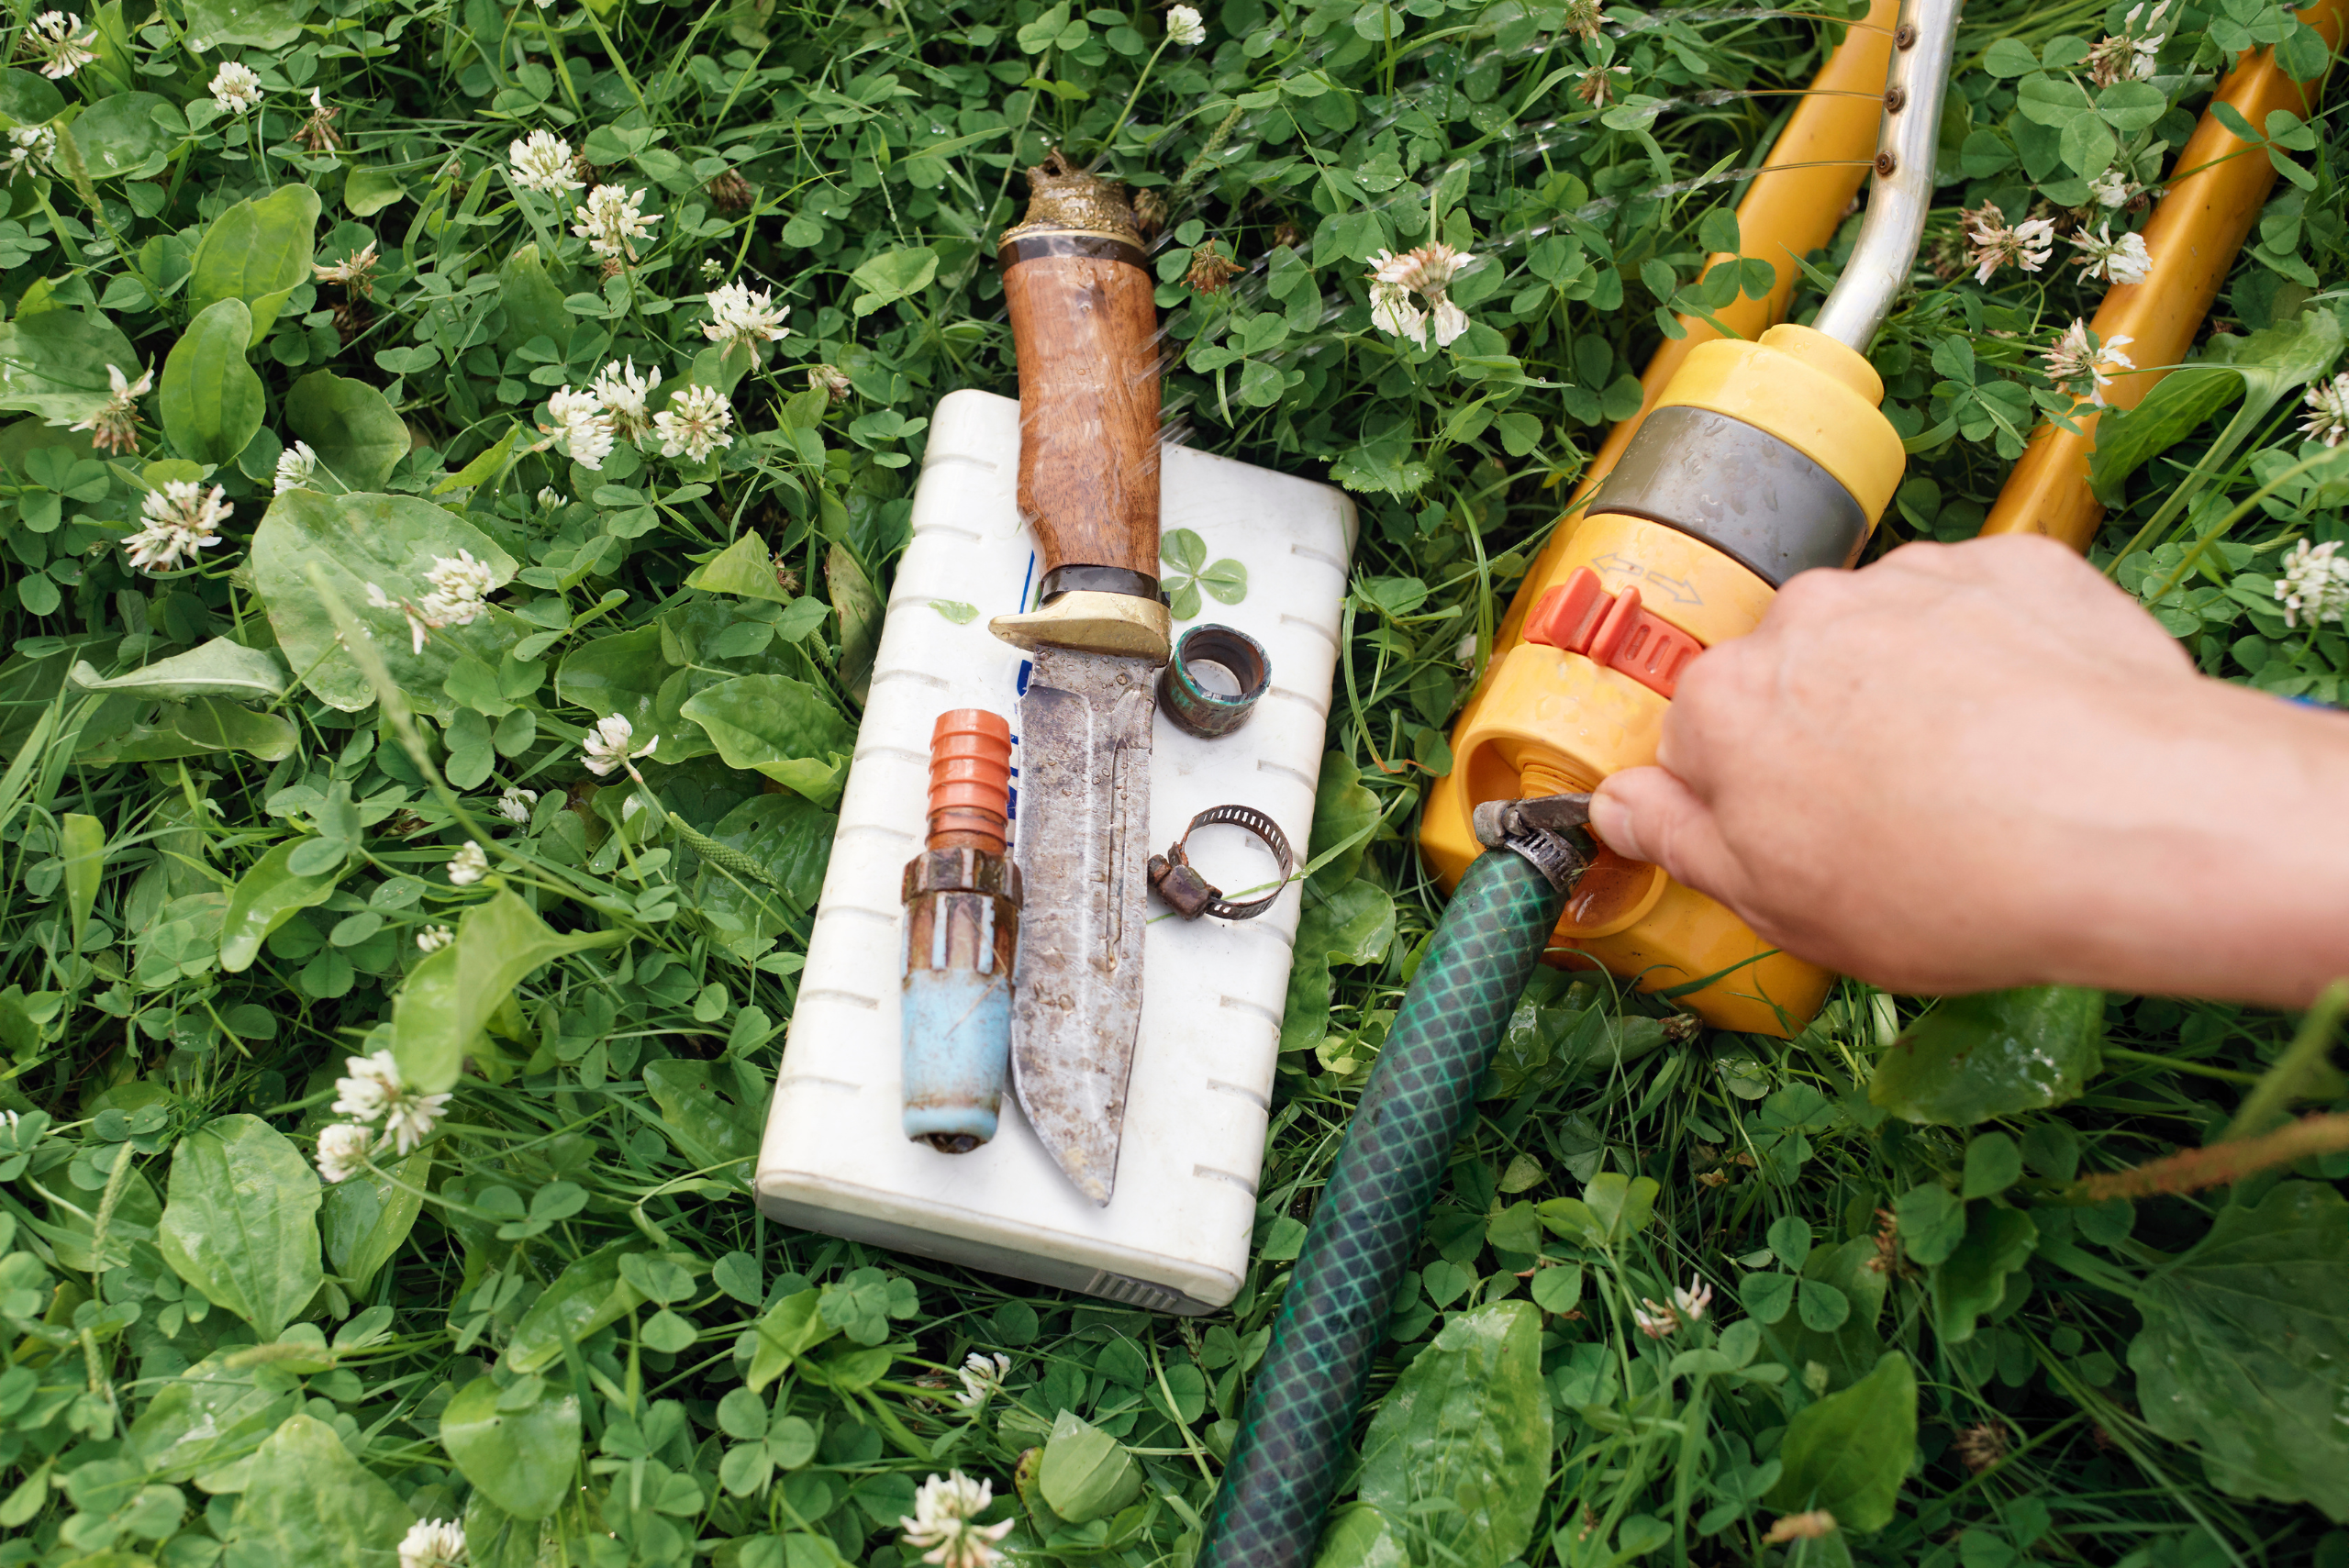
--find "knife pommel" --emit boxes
[991,151,1170,662]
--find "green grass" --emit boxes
[0,0,2344,1564]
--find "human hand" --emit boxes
[1586,534,2349,1003]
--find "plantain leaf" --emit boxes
[248,488,519,719]
[186,183,323,340]
[503,1241,645,1375]
[63,92,176,181]
[158,298,265,465]
[0,307,139,427]
[1358,1301,1551,1566]
[320,1146,428,1296]
[440,1374,582,1520]
[184,0,317,49]
[75,695,299,765]
[679,673,853,804]
[389,889,617,1093]
[2131,1182,2349,1519]
[826,542,879,705]
[128,1351,301,1483]
[1870,986,2104,1126]
[155,1115,324,1342]
[284,371,409,490]
[219,838,346,972]
[227,1414,413,1565]
[1038,1410,1142,1525]
[494,242,573,356]
[1765,1351,1916,1530]
[69,637,291,701]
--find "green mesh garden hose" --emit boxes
[1198,844,1570,1568]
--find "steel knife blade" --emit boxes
[1009,644,1155,1206]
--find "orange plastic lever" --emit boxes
[1523,569,1705,698]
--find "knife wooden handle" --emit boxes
[999,157,1162,599]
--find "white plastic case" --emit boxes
[754,388,1357,1314]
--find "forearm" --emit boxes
[2029,680,2349,1006]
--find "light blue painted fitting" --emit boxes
[901,967,1011,1147]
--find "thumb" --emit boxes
[1588,766,1746,907]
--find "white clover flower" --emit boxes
[1368,277,1427,344]
[582,712,657,776]
[1364,242,1476,348]
[507,128,582,195]
[365,580,432,655]
[807,362,853,403]
[1763,1512,1840,1545]
[545,384,615,470]
[419,550,496,629]
[1385,241,1469,296]
[901,1473,1014,1568]
[571,183,659,261]
[497,785,540,824]
[2088,4,2167,85]
[954,1351,1011,1411]
[315,1122,373,1184]
[589,357,661,441]
[398,1517,467,1568]
[702,281,791,359]
[1166,4,1206,45]
[70,361,151,455]
[5,122,55,178]
[123,482,229,573]
[537,486,564,509]
[208,60,262,114]
[2087,168,2134,208]
[274,439,318,495]
[699,257,724,280]
[2301,373,2349,447]
[2275,539,2349,628]
[651,383,734,463]
[381,1083,451,1154]
[1575,61,1631,106]
[446,840,489,886]
[1672,1275,1713,1324]
[1563,0,1605,39]
[312,239,380,295]
[2042,318,2135,406]
[330,1050,452,1154]
[1963,204,2054,284]
[2072,220,2153,285]
[28,13,97,80]
[416,924,453,952]
[1632,1297,1682,1339]
[331,1049,404,1123]
[0,1108,19,1136]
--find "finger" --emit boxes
[1589,766,1751,909]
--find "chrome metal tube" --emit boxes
[1810,0,1962,350]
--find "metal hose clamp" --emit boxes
[1471,793,1597,895]
[1147,805,1296,919]
[1157,624,1271,738]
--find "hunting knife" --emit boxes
[990,153,1171,1206]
